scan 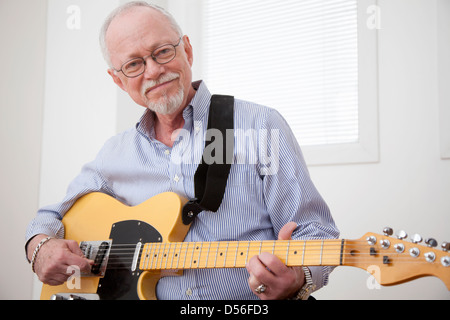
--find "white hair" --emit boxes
[99,1,183,67]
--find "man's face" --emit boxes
[106,8,194,115]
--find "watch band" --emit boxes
[289,267,316,300]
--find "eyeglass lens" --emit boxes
[122,44,177,77]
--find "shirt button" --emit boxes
[164,149,170,155]
[194,126,201,134]
[185,288,193,296]
[174,174,180,183]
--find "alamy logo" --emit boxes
[366,265,382,290]
[170,125,281,175]
[66,265,81,289]
[66,5,81,30]
[367,5,381,30]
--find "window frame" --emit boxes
[438,0,450,160]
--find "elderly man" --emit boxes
[26,2,339,300]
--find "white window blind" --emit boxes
[202,0,359,147]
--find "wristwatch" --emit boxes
[289,267,316,300]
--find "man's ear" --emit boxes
[182,35,194,67]
[107,69,127,92]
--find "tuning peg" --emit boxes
[425,238,438,248]
[441,242,450,252]
[383,227,393,236]
[411,234,423,244]
[396,230,408,240]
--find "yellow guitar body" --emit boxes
[40,192,190,300]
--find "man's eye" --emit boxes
[124,60,143,71]
[154,47,174,58]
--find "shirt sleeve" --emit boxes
[25,148,115,245]
[258,108,340,291]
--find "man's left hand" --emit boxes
[246,222,306,300]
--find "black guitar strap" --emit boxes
[182,95,234,225]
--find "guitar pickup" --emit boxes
[79,240,112,277]
[51,293,100,300]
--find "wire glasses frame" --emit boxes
[113,37,183,78]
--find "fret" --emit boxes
[194,242,203,268]
[235,241,251,267]
[149,243,156,269]
[233,242,239,266]
[164,242,170,269]
[213,242,219,268]
[286,241,291,266]
[191,242,202,268]
[273,240,289,264]
[149,243,154,269]
[139,243,149,270]
[204,242,211,268]
[302,241,306,265]
[158,243,166,269]
[168,242,176,269]
[151,243,159,269]
[247,241,263,264]
[284,240,303,267]
[182,242,192,269]
[223,242,229,268]
[174,242,182,269]
[245,241,250,265]
[189,242,195,268]
[320,240,324,265]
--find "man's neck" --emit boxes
[153,111,185,147]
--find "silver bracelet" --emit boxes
[288,267,316,300]
[30,236,52,273]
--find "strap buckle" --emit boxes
[182,198,203,225]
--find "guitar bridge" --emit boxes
[79,240,112,277]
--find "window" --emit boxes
[170,0,379,165]
[204,0,358,147]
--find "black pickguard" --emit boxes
[97,220,162,300]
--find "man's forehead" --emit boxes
[106,7,176,61]
[107,7,170,38]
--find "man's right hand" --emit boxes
[27,235,93,286]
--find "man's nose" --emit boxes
[143,57,165,79]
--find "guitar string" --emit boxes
[95,255,440,270]
[87,242,443,270]
[90,242,442,257]
[95,242,442,257]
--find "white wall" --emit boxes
[0,0,47,299]
[0,0,448,300]
[311,0,450,299]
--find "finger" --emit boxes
[65,240,85,257]
[246,254,276,285]
[247,271,271,297]
[278,222,297,240]
[258,251,290,276]
[247,273,259,289]
[64,240,94,272]
[65,254,93,274]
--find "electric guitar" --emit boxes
[39,192,450,300]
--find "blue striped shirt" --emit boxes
[26,80,339,299]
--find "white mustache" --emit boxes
[141,73,180,96]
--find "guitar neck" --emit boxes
[139,239,345,270]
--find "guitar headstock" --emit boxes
[344,227,450,290]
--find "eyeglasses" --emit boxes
[113,37,183,78]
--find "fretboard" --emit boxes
[139,239,345,271]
